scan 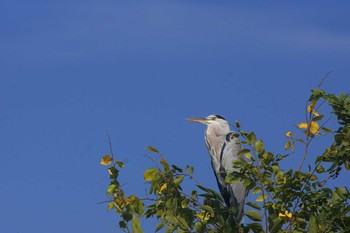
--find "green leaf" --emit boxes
[238,148,250,156]
[245,210,262,221]
[122,211,133,221]
[196,185,209,192]
[321,127,333,133]
[252,187,262,194]
[208,188,225,203]
[165,225,176,233]
[131,215,144,233]
[308,214,318,233]
[119,220,127,229]
[312,115,324,121]
[181,199,189,208]
[296,217,307,229]
[235,120,241,128]
[269,217,283,233]
[171,165,183,172]
[246,223,264,233]
[146,146,159,153]
[336,186,349,199]
[177,230,187,233]
[233,160,245,168]
[201,205,213,212]
[254,140,264,153]
[144,168,158,181]
[246,132,257,145]
[174,175,184,185]
[135,201,144,216]
[225,171,241,184]
[196,185,225,203]
[108,167,119,178]
[165,212,178,226]
[316,165,325,173]
[115,160,124,168]
[191,190,198,199]
[185,165,194,174]
[160,157,170,171]
[155,222,166,232]
[246,202,261,210]
[166,198,178,211]
[107,184,117,195]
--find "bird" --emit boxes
[186,114,247,223]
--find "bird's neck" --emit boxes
[207,124,230,137]
[205,125,230,161]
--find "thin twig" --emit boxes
[96,200,113,205]
[144,155,162,170]
[297,114,332,172]
[287,117,335,230]
[318,71,333,89]
[298,101,313,172]
[107,131,115,159]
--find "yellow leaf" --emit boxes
[312,110,320,116]
[100,155,113,166]
[256,194,267,202]
[158,183,167,194]
[297,122,308,129]
[279,210,293,218]
[108,168,113,175]
[252,187,262,194]
[309,121,320,134]
[286,131,292,137]
[284,140,291,150]
[307,102,320,116]
[196,212,211,222]
[125,195,138,205]
[307,102,316,113]
[146,146,159,153]
[245,152,252,159]
[144,168,157,181]
[107,202,114,210]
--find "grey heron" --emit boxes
[186,114,247,223]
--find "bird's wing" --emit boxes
[219,133,248,223]
[230,180,247,204]
[205,133,227,194]
[220,134,242,173]
[220,134,247,204]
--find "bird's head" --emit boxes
[186,114,229,132]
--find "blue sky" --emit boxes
[1,1,350,232]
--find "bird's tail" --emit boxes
[232,199,245,223]
[226,187,246,224]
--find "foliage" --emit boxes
[100,89,349,233]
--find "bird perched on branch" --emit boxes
[186,114,247,223]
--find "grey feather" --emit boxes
[187,115,248,224]
[219,132,247,223]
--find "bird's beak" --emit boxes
[186,117,209,124]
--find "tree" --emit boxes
[100,87,350,233]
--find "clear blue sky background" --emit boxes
[1,1,349,232]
